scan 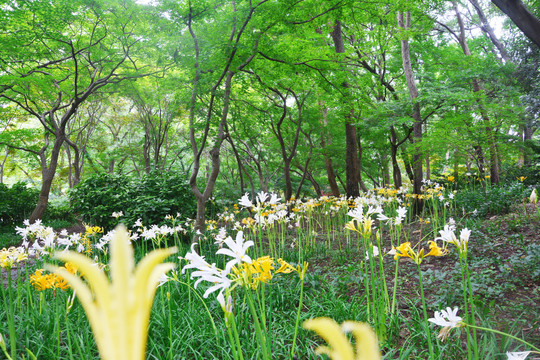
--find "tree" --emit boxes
[0,0,162,221]
[491,0,540,48]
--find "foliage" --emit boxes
[0,182,38,227]
[453,182,531,217]
[69,171,196,230]
[42,196,77,225]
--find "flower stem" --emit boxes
[245,289,270,360]
[290,275,305,359]
[465,324,540,353]
[417,264,435,359]
[229,314,244,360]
[7,273,16,359]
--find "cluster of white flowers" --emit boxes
[435,224,471,255]
[16,220,84,256]
[182,230,253,299]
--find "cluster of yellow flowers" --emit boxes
[80,225,104,255]
[392,241,447,265]
[0,247,27,269]
[232,256,307,289]
[30,262,78,291]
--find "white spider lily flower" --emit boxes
[157,273,170,287]
[436,225,471,255]
[192,264,232,298]
[256,191,269,205]
[268,193,281,205]
[347,207,364,222]
[214,228,228,247]
[216,231,254,271]
[459,228,471,243]
[394,206,407,225]
[377,212,389,221]
[365,245,379,260]
[507,351,531,360]
[238,193,253,208]
[531,189,537,204]
[181,243,211,273]
[428,307,464,341]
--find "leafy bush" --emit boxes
[0,181,39,227]
[69,173,131,229]
[453,182,531,217]
[43,195,78,224]
[500,163,540,185]
[70,171,197,229]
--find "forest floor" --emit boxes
[2,203,539,350]
[307,203,540,347]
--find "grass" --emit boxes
[1,182,539,359]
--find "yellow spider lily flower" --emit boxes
[275,258,295,274]
[303,317,381,360]
[393,241,446,265]
[47,225,177,360]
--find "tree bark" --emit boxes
[398,10,423,214]
[331,20,360,198]
[0,149,9,183]
[29,133,65,222]
[491,0,540,48]
[469,0,511,62]
[357,136,369,192]
[319,105,340,196]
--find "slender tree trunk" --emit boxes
[331,20,360,198]
[398,10,423,214]
[324,157,341,196]
[357,136,368,192]
[402,148,415,183]
[226,135,245,194]
[345,122,360,197]
[0,149,9,183]
[474,145,486,178]
[390,126,403,188]
[469,0,511,62]
[319,106,340,196]
[523,126,534,166]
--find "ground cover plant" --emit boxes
[1,1,540,359]
[1,180,538,360]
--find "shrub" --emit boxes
[69,173,131,229]
[0,181,39,227]
[69,171,197,230]
[453,182,531,217]
[43,195,78,224]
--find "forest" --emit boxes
[0,0,539,359]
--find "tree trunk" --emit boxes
[523,126,534,166]
[345,122,360,197]
[357,136,368,192]
[331,20,360,198]
[474,145,486,178]
[319,105,340,196]
[402,148,415,183]
[390,126,403,188]
[0,149,9,183]
[398,10,423,214]
[29,134,65,222]
[324,157,341,196]
[469,0,511,62]
[491,0,540,48]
